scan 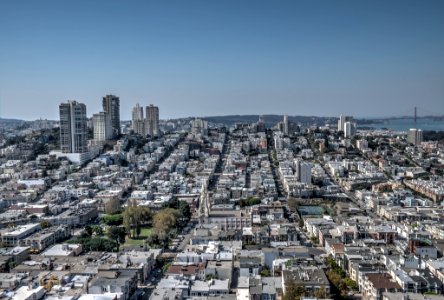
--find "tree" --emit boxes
[107,226,126,251]
[92,225,104,236]
[283,280,306,300]
[178,201,192,221]
[123,200,151,238]
[287,198,299,212]
[153,208,179,238]
[314,286,328,299]
[104,198,121,215]
[239,196,261,207]
[40,220,51,229]
[83,225,93,237]
[101,214,123,226]
[147,232,161,247]
[344,277,358,291]
[260,266,271,277]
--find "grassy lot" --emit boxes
[124,227,153,246]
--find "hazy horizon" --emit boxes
[1,0,444,120]
[3,112,443,123]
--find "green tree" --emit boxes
[178,201,192,221]
[123,200,151,238]
[147,232,161,247]
[153,208,179,238]
[104,198,121,214]
[107,226,126,251]
[344,277,358,290]
[284,280,306,300]
[260,266,271,277]
[40,220,51,229]
[314,286,328,299]
[83,225,93,237]
[91,225,104,236]
[101,214,123,226]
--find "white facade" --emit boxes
[344,121,357,138]
[191,118,208,135]
[92,112,112,141]
[295,159,312,184]
[338,114,353,132]
[59,100,88,153]
[132,103,144,134]
[408,128,423,146]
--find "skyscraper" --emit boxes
[191,118,208,135]
[132,103,145,135]
[145,104,159,136]
[132,103,143,124]
[59,101,88,153]
[408,128,423,146]
[102,94,120,136]
[344,121,357,138]
[92,112,112,141]
[338,114,353,132]
[283,114,289,135]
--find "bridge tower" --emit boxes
[414,106,417,124]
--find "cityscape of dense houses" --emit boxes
[0,96,444,300]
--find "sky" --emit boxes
[1,0,444,121]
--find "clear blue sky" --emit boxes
[1,0,443,120]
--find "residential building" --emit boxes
[191,118,208,135]
[102,94,120,136]
[338,114,353,132]
[145,104,159,136]
[132,103,145,135]
[344,121,357,138]
[295,159,312,184]
[59,100,88,153]
[1,224,41,247]
[92,112,112,141]
[408,129,423,146]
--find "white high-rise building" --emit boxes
[145,104,159,136]
[132,103,143,124]
[59,101,88,153]
[356,139,368,151]
[132,103,145,135]
[92,112,112,141]
[191,118,208,135]
[408,128,423,146]
[283,114,289,135]
[344,121,357,138]
[338,114,353,132]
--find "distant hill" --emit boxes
[203,114,337,128]
[0,117,26,123]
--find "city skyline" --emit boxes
[1,0,444,120]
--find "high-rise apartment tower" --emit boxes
[102,94,120,136]
[59,101,88,153]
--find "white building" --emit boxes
[191,118,208,135]
[295,159,312,184]
[408,128,423,146]
[132,103,144,134]
[338,114,353,132]
[59,100,88,153]
[92,112,112,141]
[1,224,41,246]
[344,121,357,138]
